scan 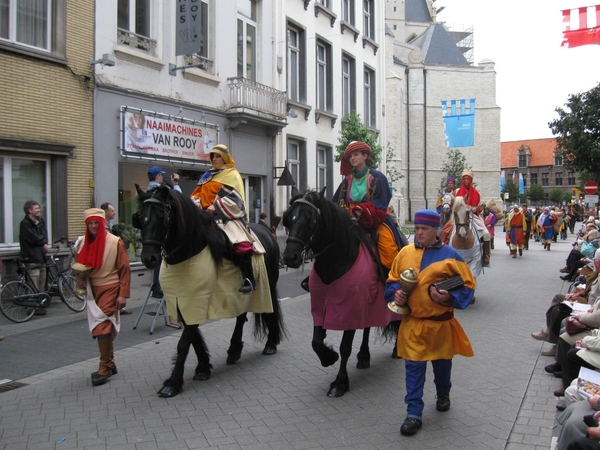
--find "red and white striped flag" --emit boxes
[561,5,600,47]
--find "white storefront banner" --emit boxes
[121,107,218,163]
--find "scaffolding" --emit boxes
[446,24,474,64]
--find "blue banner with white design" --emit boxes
[442,98,475,148]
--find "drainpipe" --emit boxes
[423,68,428,209]
[405,67,411,220]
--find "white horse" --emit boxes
[440,192,454,228]
[449,196,483,278]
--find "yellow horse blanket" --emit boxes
[160,247,273,325]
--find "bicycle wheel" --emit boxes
[0,280,36,323]
[58,274,86,312]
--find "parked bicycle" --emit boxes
[0,238,86,323]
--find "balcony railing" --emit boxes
[117,28,157,57]
[227,77,287,121]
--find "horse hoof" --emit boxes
[320,352,339,368]
[158,384,181,398]
[262,345,277,355]
[356,359,370,369]
[193,371,211,381]
[327,384,349,398]
[226,352,242,365]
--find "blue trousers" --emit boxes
[405,359,452,419]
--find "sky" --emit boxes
[436,0,600,142]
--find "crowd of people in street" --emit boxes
[528,209,600,449]
[5,138,600,446]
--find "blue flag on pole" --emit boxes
[519,173,525,195]
[442,99,475,148]
[500,170,505,193]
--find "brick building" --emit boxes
[500,137,581,205]
[0,0,95,261]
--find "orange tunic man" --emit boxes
[505,205,527,258]
[76,208,131,387]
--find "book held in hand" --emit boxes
[577,367,600,398]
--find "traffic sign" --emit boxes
[584,181,598,194]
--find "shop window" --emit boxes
[0,155,49,245]
[0,0,66,61]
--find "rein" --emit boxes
[140,196,180,260]
[286,197,333,257]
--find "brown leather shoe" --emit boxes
[554,386,565,397]
[531,330,549,341]
[560,267,569,273]
[541,345,557,356]
[34,309,47,316]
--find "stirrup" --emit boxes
[239,278,254,294]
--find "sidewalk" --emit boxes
[0,232,576,449]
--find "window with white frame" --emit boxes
[317,146,327,191]
[118,0,150,37]
[316,39,332,112]
[237,0,257,80]
[0,0,66,59]
[364,66,376,127]
[342,0,355,25]
[288,139,301,191]
[363,0,374,39]
[541,172,549,186]
[319,0,331,8]
[342,53,355,117]
[287,23,306,103]
[568,171,576,185]
[0,155,50,245]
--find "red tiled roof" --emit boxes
[500,138,558,168]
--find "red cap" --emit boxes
[340,141,371,175]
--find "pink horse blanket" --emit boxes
[309,244,396,330]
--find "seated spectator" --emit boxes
[555,395,600,450]
[545,252,600,397]
[531,273,598,356]
[561,229,600,282]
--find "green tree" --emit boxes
[549,83,600,180]
[502,180,520,204]
[527,184,546,204]
[439,148,471,188]
[385,143,403,183]
[549,188,565,205]
[335,111,383,168]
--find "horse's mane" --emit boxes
[289,190,377,267]
[138,185,226,266]
[453,196,466,213]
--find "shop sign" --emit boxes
[121,107,218,163]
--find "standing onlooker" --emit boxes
[523,204,533,250]
[19,200,50,316]
[170,173,182,193]
[100,202,131,315]
[75,208,130,387]
[147,166,165,297]
[258,212,270,230]
[385,209,475,436]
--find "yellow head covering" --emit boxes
[209,144,235,169]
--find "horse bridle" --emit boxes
[453,210,472,239]
[139,196,173,259]
[286,197,321,250]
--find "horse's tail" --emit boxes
[251,223,287,345]
[378,320,400,343]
